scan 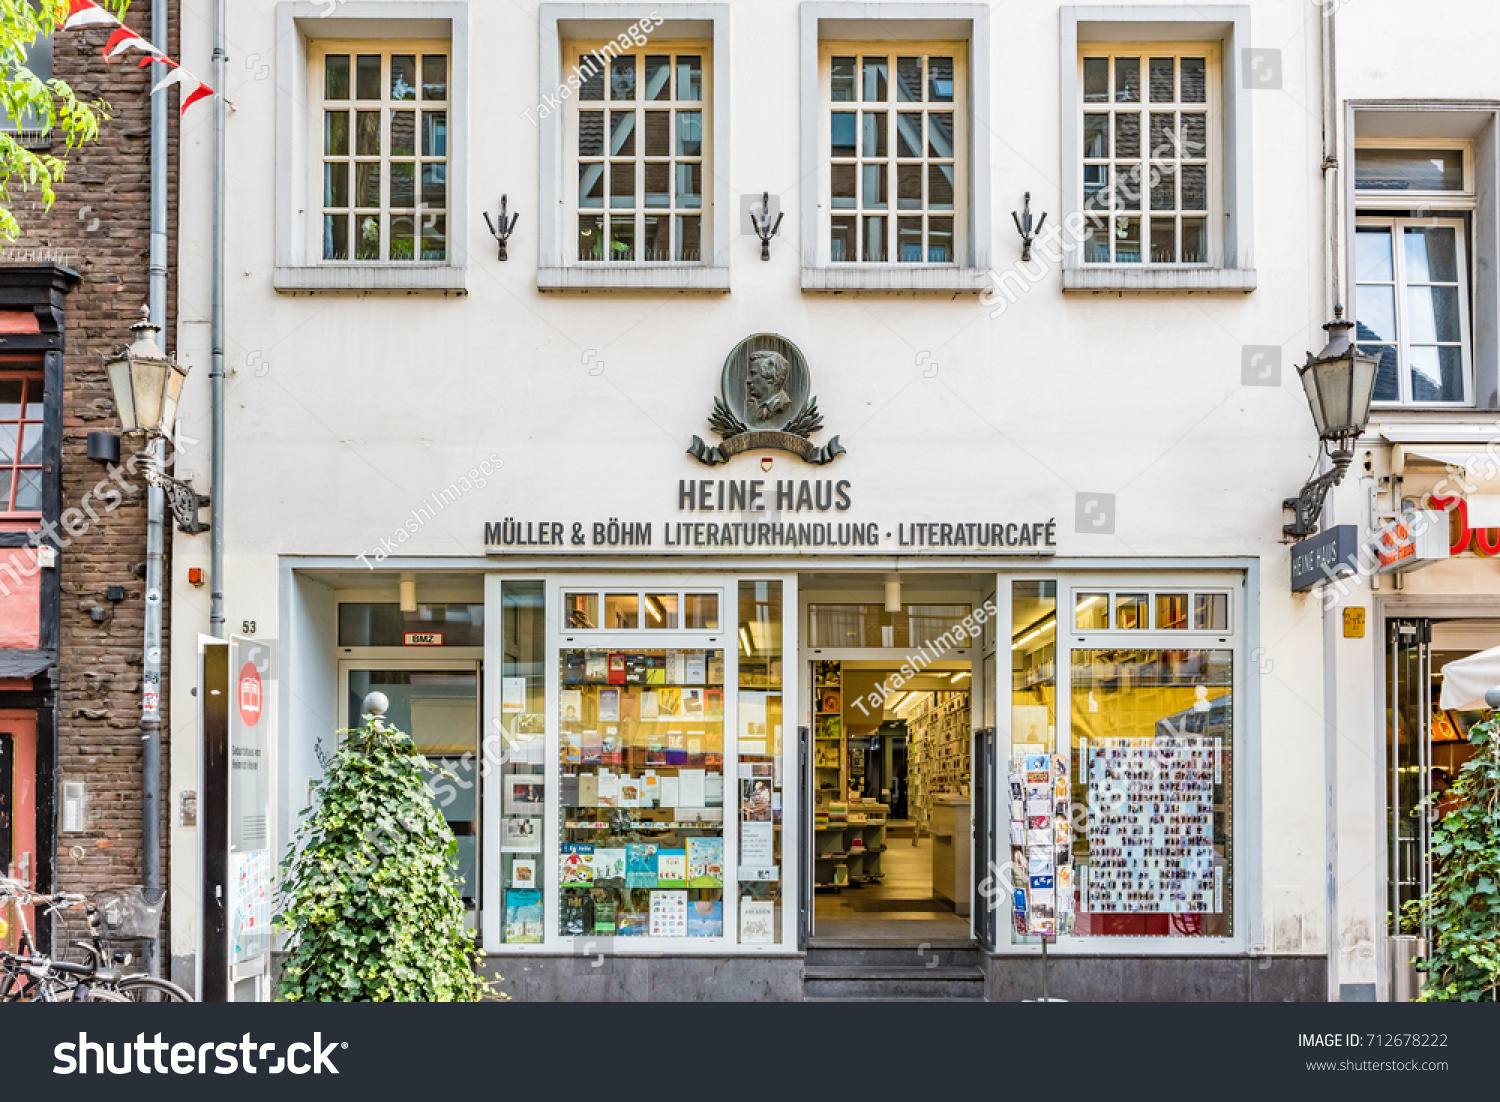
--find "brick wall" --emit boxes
[6,4,179,948]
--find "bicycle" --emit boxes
[1,878,193,1002]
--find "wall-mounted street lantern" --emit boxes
[103,307,210,534]
[106,306,189,437]
[1283,305,1379,539]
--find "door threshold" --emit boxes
[806,936,978,950]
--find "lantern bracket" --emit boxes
[1283,442,1355,540]
[143,466,211,535]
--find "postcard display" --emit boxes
[1008,753,1075,937]
[1082,737,1221,917]
[552,648,732,942]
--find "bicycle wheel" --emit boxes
[86,988,132,1002]
[115,976,193,1003]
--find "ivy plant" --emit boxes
[275,712,492,1001]
[1404,717,1500,1001]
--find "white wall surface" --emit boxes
[168,0,1500,977]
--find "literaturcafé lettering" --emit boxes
[485,479,1057,553]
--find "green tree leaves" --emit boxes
[275,714,493,1002]
[0,1,130,240]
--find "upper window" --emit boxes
[315,44,450,263]
[1355,217,1473,406]
[563,589,721,632]
[566,43,710,264]
[0,375,44,517]
[1356,147,1470,199]
[821,45,965,264]
[3,27,51,147]
[1072,589,1231,634]
[1078,46,1216,266]
[1353,141,1475,407]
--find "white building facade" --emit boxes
[162,0,1495,1001]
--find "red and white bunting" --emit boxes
[62,0,117,29]
[62,0,214,114]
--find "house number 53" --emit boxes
[241,620,257,635]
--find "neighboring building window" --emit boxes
[567,44,710,263]
[1078,47,1215,265]
[822,45,965,264]
[1353,143,1475,406]
[316,45,449,262]
[1355,216,1473,405]
[0,374,44,517]
[3,29,52,147]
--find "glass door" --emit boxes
[340,663,482,913]
[1386,619,1432,935]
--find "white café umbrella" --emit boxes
[1438,645,1500,711]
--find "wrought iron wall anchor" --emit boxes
[1011,191,1048,262]
[750,191,784,261]
[142,466,211,535]
[483,196,520,261]
[1283,444,1355,539]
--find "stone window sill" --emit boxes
[273,265,468,293]
[800,266,990,294]
[1062,267,1257,293]
[536,266,731,293]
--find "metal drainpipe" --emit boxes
[210,0,226,641]
[1319,1,1344,1004]
[140,0,169,981]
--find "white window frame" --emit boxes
[1353,139,1476,212]
[798,2,992,294]
[274,2,469,293]
[1355,214,1475,408]
[562,41,714,266]
[816,42,969,268]
[1060,5,1255,293]
[310,41,452,266]
[538,5,732,292]
[1076,44,1222,268]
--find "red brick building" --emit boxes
[0,3,178,969]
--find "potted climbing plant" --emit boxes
[1403,714,1500,1002]
[275,696,491,1001]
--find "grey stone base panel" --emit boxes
[481,953,1326,1002]
[482,955,804,1002]
[983,954,1328,1002]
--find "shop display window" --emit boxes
[556,647,727,940]
[1069,647,1234,937]
[1012,580,1238,943]
[737,581,784,944]
[499,582,547,943]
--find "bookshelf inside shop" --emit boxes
[811,660,887,890]
[907,691,971,837]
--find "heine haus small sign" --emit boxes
[484,480,1059,554]
[1290,524,1360,592]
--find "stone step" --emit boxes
[803,965,986,1001]
[804,942,981,969]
